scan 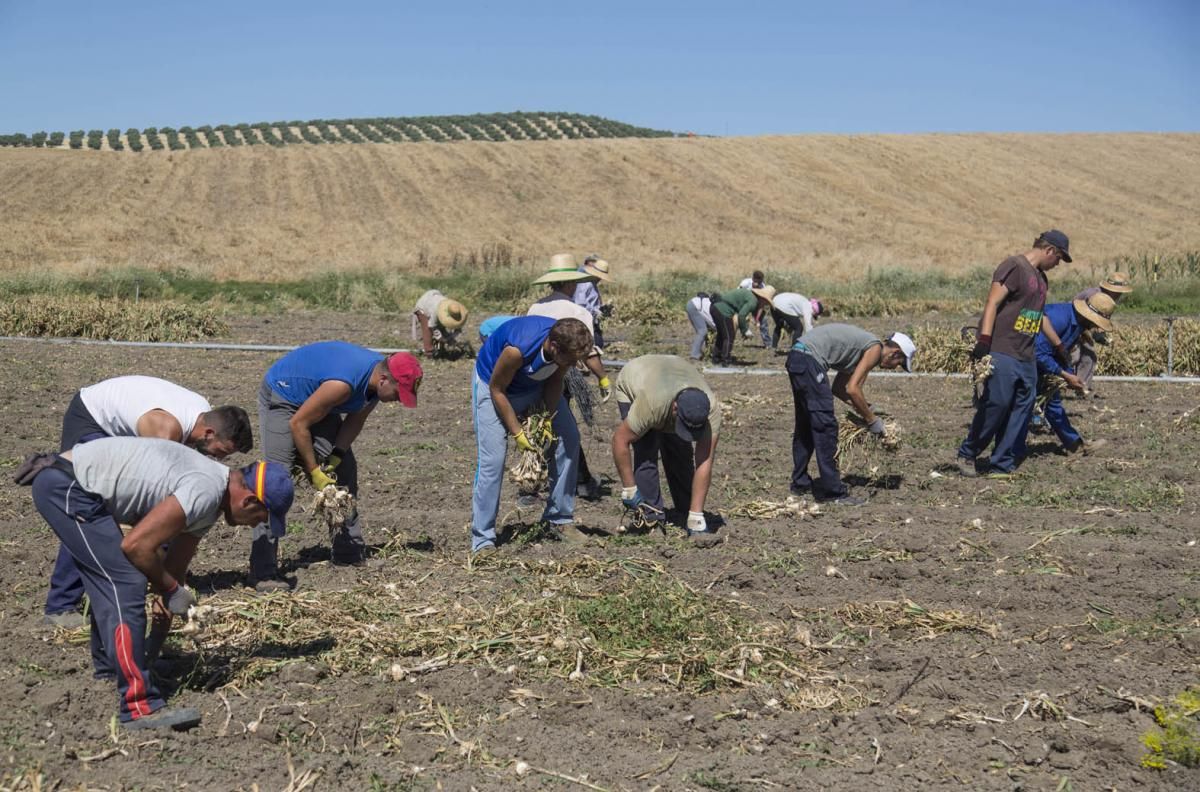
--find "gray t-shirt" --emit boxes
[797,324,881,372]
[70,437,229,538]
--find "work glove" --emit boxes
[514,431,536,453]
[323,447,347,473]
[686,511,707,533]
[598,376,612,403]
[1092,331,1109,347]
[620,486,645,510]
[163,583,197,617]
[970,334,992,361]
[867,418,886,437]
[309,466,337,490]
[599,303,614,318]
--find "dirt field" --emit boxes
[2,133,1199,279]
[0,317,1197,791]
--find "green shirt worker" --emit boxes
[612,355,723,547]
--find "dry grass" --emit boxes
[2,134,1198,280]
[0,295,226,341]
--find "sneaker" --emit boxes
[553,524,591,545]
[686,530,724,548]
[818,494,867,507]
[252,578,292,594]
[955,456,978,478]
[123,706,202,732]
[42,612,87,629]
[789,485,813,498]
[1082,438,1108,455]
[472,544,497,558]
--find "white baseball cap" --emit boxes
[888,332,917,372]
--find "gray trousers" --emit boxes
[250,381,364,580]
[1071,340,1097,389]
[685,302,711,360]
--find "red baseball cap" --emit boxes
[387,352,422,408]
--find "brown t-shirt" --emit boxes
[989,255,1048,362]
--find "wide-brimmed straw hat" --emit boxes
[751,285,777,305]
[1073,292,1116,332]
[581,258,612,282]
[436,299,468,331]
[1101,272,1134,294]
[533,253,591,285]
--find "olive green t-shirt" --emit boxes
[615,355,722,439]
[796,324,881,372]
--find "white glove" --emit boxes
[431,328,443,341]
[687,511,707,532]
[867,418,886,436]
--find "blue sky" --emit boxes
[0,0,1195,135]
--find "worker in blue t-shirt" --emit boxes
[250,341,423,590]
[471,316,594,554]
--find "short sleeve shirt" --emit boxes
[615,355,722,439]
[990,255,1048,362]
[798,324,881,372]
[79,376,211,439]
[264,341,382,413]
[71,437,229,538]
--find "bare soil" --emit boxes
[0,315,1197,790]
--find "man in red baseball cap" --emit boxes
[250,341,421,590]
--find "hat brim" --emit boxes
[1072,298,1113,333]
[397,385,418,409]
[1061,252,1072,263]
[674,413,707,443]
[582,265,612,282]
[1102,282,1133,294]
[269,510,288,539]
[532,271,592,285]
[436,301,468,330]
[750,288,775,304]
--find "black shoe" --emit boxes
[789,485,813,498]
[123,706,201,731]
[331,550,367,567]
[251,577,291,593]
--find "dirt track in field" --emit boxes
[0,315,1197,790]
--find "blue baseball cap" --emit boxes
[674,387,712,442]
[241,460,295,538]
[1038,229,1072,262]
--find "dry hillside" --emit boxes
[1,133,1198,280]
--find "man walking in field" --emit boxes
[250,342,422,591]
[470,316,594,554]
[44,375,253,627]
[611,354,723,546]
[20,437,292,730]
[788,324,916,505]
[957,231,1072,477]
[412,290,469,356]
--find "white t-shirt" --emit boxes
[688,296,716,329]
[738,278,773,291]
[412,289,446,340]
[70,437,229,538]
[79,376,210,439]
[772,292,815,333]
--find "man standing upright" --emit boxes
[957,230,1071,477]
[44,376,253,627]
[573,255,613,349]
[250,342,422,590]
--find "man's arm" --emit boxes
[689,432,718,513]
[978,282,1009,339]
[333,401,378,453]
[612,418,640,488]
[135,410,185,442]
[831,345,882,423]
[121,496,189,593]
[488,347,527,436]
[417,312,435,355]
[289,381,352,476]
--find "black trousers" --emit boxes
[618,403,694,519]
[710,303,735,365]
[786,351,846,498]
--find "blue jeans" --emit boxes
[470,374,579,551]
[958,351,1037,473]
[1015,385,1080,460]
[685,302,710,360]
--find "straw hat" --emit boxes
[580,258,612,282]
[1073,292,1116,332]
[1100,272,1134,294]
[751,285,777,305]
[436,298,468,331]
[532,253,591,285]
